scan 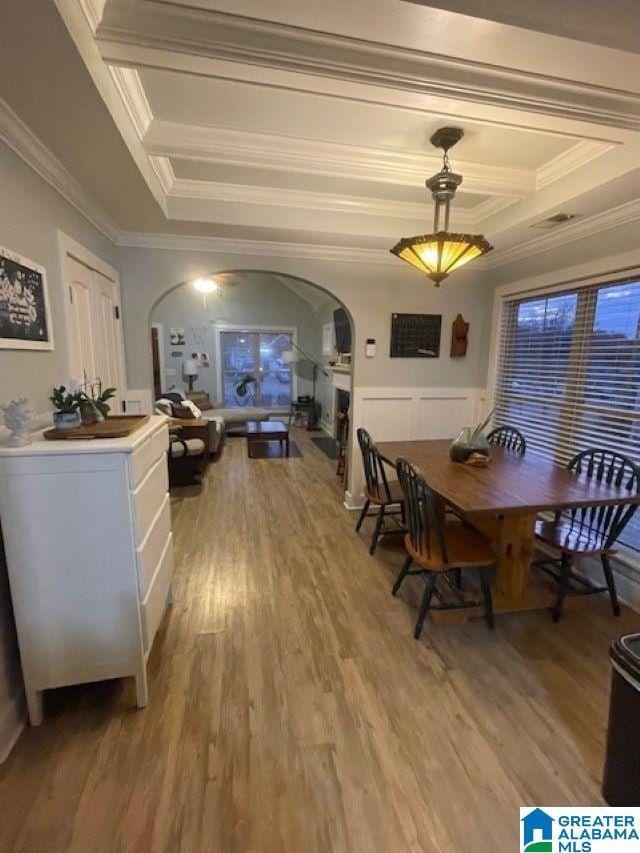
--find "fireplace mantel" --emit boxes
[331,371,351,392]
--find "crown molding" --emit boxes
[473,196,519,223]
[96,1,640,131]
[488,197,640,269]
[116,231,399,264]
[148,155,174,195]
[108,66,152,138]
[0,96,119,242]
[167,176,476,225]
[143,120,534,197]
[78,0,106,31]
[535,139,614,189]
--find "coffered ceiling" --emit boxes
[35,0,640,264]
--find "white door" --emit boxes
[66,256,97,383]
[92,270,126,410]
[63,252,127,413]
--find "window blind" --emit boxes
[494,278,640,552]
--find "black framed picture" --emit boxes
[390,313,441,358]
[0,247,53,350]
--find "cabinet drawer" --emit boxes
[136,494,171,600]
[129,426,169,489]
[131,455,168,545]
[140,533,173,652]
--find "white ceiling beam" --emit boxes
[143,120,535,196]
[100,43,632,147]
[159,0,640,94]
[53,0,169,215]
[96,0,640,132]
[116,230,399,265]
[168,176,473,224]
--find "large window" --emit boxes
[494,278,640,552]
[219,329,293,408]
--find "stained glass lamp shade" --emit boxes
[390,127,493,285]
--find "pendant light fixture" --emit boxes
[390,127,492,285]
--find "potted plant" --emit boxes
[450,409,494,463]
[235,373,256,406]
[50,386,82,430]
[78,382,117,425]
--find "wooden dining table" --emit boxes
[377,439,639,617]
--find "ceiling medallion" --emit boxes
[390,127,493,285]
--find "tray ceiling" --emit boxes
[22,0,640,264]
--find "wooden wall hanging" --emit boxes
[450,313,469,357]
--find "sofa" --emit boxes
[155,392,289,446]
[201,406,289,435]
[155,394,225,456]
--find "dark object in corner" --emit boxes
[450,313,469,357]
[603,633,640,805]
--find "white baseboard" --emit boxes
[344,490,364,510]
[319,419,334,437]
[0,693,25,764]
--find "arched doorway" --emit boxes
[148,269,355,491]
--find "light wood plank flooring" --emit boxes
[0,428,634,852]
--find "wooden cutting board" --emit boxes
[43,415,150,440]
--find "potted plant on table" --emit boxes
[78,382,117,425]
[50,386,82,430]
[450,409,494,464]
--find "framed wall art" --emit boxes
[0,247,53,350]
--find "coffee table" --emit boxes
[246,421,290,458]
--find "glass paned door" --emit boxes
[220,330,293,408]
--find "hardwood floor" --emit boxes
[0,428,634,852]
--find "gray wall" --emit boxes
[0,141,116,412]
[151,272,328,403]
[118,247,493,393]
[0,140,116,759]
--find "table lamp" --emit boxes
[183,358,199,392]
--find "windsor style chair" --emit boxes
[487,425,526,455]
[534,448,640,621]
[355,428,405,554]
[392,458,495,639]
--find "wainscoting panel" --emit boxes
[358,395,413,443]
[346,386,485,507]
[414,394,475,440]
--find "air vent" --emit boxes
[530,213,580,230]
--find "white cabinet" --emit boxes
[0,416,173,725]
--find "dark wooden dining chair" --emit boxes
[355,428,405,554]
[535,448,639,622]
[392,458,496,638]
[487,425,526,455]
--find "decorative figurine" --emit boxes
[1,397,35,446]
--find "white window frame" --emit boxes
[213,323,298,406]
[486,252,640,571]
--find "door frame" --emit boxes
[213,323,298,406]
[57,231,127,406]
[150,321,166,396]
